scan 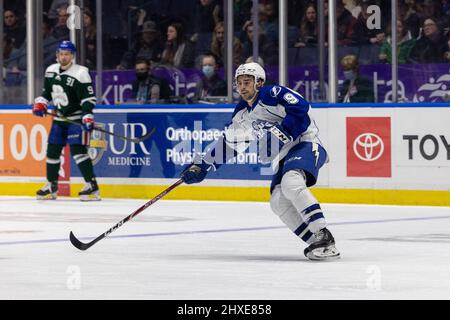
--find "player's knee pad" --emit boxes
[280,169,307,201]
[70,145,90,164]
[270,185,293,217]
[46,144,63,161]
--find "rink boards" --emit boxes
[0,103,449,206]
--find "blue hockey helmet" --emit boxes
[58,40,77,53]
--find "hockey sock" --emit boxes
[270,185,314,244]
[70,144,95,182]
[280,169,327,233]
[46,144,63,182]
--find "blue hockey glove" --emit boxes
[82,113,95,132]
[181,161,211,184]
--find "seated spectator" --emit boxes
[84,9,96,70]
[130,59,171,104]
[3,35,15,62]
[338,54,374,103]
[336,0,358,46]
[193,53,227,101]
[379,19,416,64]
[47,0,70,19]
[294,3,318,48]
[408,17,448,63]
[399,0,422,39]
[4,9,26,49]
[161,23,196,69]
[240,21,277,65]
[210,21,242,67]
[234,0,252,31]
[258,1,278,45]
[118,20,164,70]
[6,15,59,72]
[51,5,70,40]
[353,0,386,46]
[445,39,450,62]
[191,0,221,43]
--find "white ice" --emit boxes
[0,196,450,300]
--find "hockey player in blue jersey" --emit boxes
[181,62,340,261]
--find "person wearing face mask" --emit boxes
[338,54,374,103]
[193,53,227,102]
[131,59,171,104]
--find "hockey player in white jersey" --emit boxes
[181,62,340,261]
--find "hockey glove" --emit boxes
[181,161,211,184]
[32,97,48,117]
[82,113,95,132]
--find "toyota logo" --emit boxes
[353,133,384,161]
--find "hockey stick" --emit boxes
[44,111,155,144]
[69,179,184,251]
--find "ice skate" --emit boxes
[79,180,101,201]
[36,181,58,200]
[304,228,340,261]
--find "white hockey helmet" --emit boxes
[234,62,266,84]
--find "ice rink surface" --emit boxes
[0,196,449,300]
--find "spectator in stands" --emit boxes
[354,0,386,46]
[51,5,70,40]
[161,23,196,69]
[4,9,26,49]
[343,0,362,18]
[118,20,164,70]
[399,0,422,39]
[234,0,253,31]
[131,59,171,104]
[258,1,278,45]
[47,0,70,20]
[336,0,358,46]
[338,54,374,103]
[191,0,221,43]
[193,53,227,101]
[240,20,277,65]
[210,21,242,67]
[7,15,58,72]
[408,17,448,63]
[445,38,450,62]
[379,19,416,64]
[4,1,26,19]
[3,35,15,62]
[294,3,318,48]
[84,9,96,70]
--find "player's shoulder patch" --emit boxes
[270,85,282,98]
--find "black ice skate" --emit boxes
[79,180,101,201]
[304,228,340,261]
[36,181,58,200]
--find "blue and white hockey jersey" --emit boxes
[204,85,325,170]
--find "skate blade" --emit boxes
[36,193,57,200]
[79,192,101,201]
[306,245,341,261]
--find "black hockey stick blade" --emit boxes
[69,231,92,251]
